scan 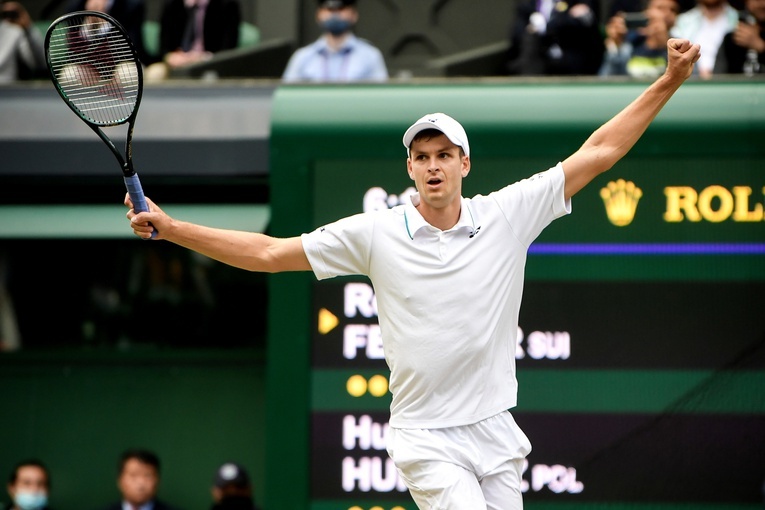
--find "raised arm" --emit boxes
[562,38,701,200]
[125,195,312,273]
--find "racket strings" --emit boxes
[48,17,139,126]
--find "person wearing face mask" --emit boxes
[5,460,51,510]
[282,0,388,82]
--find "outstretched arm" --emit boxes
[562,38,701,200]
[125,195,312,273]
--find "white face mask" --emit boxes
[14,491,48,510]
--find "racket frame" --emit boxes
[44,11,154,233]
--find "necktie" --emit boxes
[181,5,198,52]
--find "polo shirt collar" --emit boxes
[404,193,477,240]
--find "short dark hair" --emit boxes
[411,128,466,157]
[118,449,160,475]
[318,0,357,7]
[8,459,50,489]
[411,128,443,145]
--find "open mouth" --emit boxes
[426,177,442,186]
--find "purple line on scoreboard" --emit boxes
[528,243,765,255]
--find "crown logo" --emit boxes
[600,179,643,226]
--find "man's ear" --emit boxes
[461,155,471,178]
[406,158,414,180]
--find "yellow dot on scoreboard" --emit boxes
[392,507,406,510]
[347,374,367,397]
[367,374,389,397]
[347,507,363,510]
[370,507,384,510]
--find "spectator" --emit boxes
[671,0,739,77]
[144,0,241,81]
[0,1,45,82]
[282,0,388,82]
[600,0,681,77]
[505,0,604,75]
[5,459,51,510]
[210,463,261,510]
[714,0,765,74]
[99,449,181,510]
[65,0,153,66]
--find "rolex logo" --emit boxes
[600,179,643,226]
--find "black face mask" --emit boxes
[320,15,354,36]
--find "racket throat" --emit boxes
[123,161,136,177]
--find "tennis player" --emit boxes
[126,39,700,510]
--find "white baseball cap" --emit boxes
[402,112,470,157]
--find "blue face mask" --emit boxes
[320,15,354,36]
[14,491,48,510]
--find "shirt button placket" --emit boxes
[438,232,447,259]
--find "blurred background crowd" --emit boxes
[1,0,763,85]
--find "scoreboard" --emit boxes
[266,81,765,510]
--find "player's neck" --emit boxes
[417,201,462,232]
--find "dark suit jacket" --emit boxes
[158,0,241,56]
[714,23,765,75]
[210,495,262,510]
[506,0,604,75]
[99,500,181,510]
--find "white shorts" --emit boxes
[386,411,532,510]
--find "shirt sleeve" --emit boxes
[21,25,45,71]
[368,47,388,80]
[282,46,309,82]
[301,212,374,280]
[490,162,571,247]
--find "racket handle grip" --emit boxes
[124,173,157,239]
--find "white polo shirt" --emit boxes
[302,163,571,429]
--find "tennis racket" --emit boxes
[44,10,156,237]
